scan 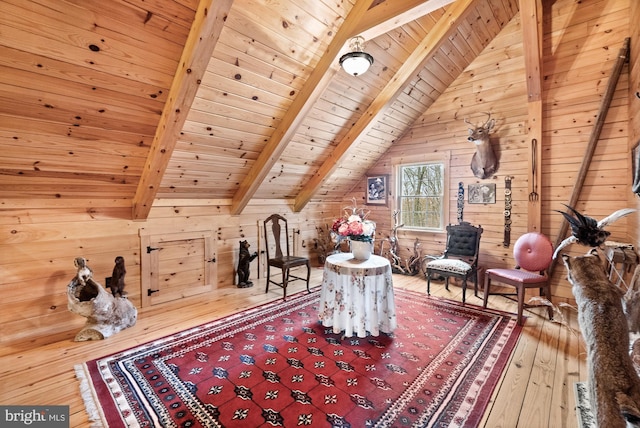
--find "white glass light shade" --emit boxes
[339,36,374,76]
[339,52,374,76]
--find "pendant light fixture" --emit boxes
[339,36,374,76]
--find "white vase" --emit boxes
[350,240,372,261]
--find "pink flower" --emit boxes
[348,221,364,235]
[332,218,345,232]
[331,198,376,241]
[338,223,350,236]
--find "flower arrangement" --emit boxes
[331,199,376,243]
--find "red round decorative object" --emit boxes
[513,232,554,272]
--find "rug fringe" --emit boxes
[74,364,106,428]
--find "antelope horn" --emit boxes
[597,208,636,228]
[553,236,577,259]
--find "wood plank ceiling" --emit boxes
[0,0,519,219]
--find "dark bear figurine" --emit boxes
[108,256,126,297]
[237,240,258,288]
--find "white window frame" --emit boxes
[392,152,450,232]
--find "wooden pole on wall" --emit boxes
[520,0,544,233]
[548,38,630,276]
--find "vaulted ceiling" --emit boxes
[0,0,523,219]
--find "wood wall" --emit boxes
[353,0,636,303]
[0,199,340,354]
[630,0,640,244]
[1,0,637,356]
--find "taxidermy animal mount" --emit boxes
[106,256,126,297]
[561,250,640,427]
[553,205,637,259]
[67,257,137,341]
[465,112,498,179]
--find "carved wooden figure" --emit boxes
[465,112,498,179]
[388,210,406,274]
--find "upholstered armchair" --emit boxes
[425,222,483,303]
[483,232,554,325]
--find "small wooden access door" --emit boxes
[140,230,217,307]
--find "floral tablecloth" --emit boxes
[318,253,396,338]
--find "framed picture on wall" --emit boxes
[366,175,388,205]
[468,183,496,204]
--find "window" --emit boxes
[394,153,449,231]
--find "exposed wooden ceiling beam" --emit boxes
[294,0,479,212]
[229,0,377,215]
[229,0,455,215]
[132,0,234,220]
[520,0,544,233]
[356,0,456,41]
[330,0,457,70]
[520,0,542,104]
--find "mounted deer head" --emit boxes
[464,112,498,179]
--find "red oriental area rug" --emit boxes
[75,288,521,427]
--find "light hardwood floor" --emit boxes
[0,267,585,427]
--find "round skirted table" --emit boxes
[318,253,397,338]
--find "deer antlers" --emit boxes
[464,112,498,179]
[464,112,494,130]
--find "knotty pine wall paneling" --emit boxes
[0,199,340,354]
[345,6,529,287]
[346,0,633,304]
[543,0,631,301]
[630,0,640,247]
